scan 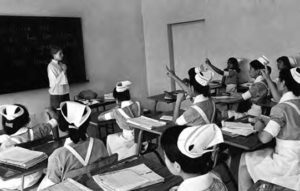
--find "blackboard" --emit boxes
[0,16,87,94]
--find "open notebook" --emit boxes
[43,178,92,191]
[127,116,167,130]
[0,146,47,169]
[93,163,164,191]
[222,121,256,136]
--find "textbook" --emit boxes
[43,178,92,191]
[93,163,164,191]
[222,121,256,136]
[127,116,167,130]
[0,146,47,169]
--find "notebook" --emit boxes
[0,146,48,169]
[160,115,173,121]
[43,178,92,191]
[93,164,164,191]
[222,121,256,136]
[127,116,167,130]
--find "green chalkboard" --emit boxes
[0,16,86,94]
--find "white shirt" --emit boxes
[47,59,69,95]
[178,173,214,191]
[242,75,264,100]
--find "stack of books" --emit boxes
[127,116,167,130]
[0,147,48,169]
[93,164,164,191]
[43,178,92,191]
[222,121,256,137]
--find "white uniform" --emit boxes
[99,100,141,160]
[178,172,227,191]
[245,92,300,190]
[176,95,216,126]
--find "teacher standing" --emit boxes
[47,46,70,109]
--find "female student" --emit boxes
[239,67,300,191]
[38,101,108,190]
[224,56,269,119]
[205,57,240,93]
[0,104,59,190]
[262,56,293,102]
[98,81,141,160]
[47,46,70,109]
[160,124,227,191]
[166,66,216,126]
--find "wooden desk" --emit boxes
[85,156,182,191]
[249,180,293,191]
[75,97,116,112]
[222,115,264,151]
[148,82,223,113]
[0,138,65,190]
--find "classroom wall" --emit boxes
[142,0,300,106]
[0,0,148,125]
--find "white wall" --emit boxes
[142,0,300,103]
[0,0,148,120]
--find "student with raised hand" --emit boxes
[261,56,293,102]
[0,104,59,190]
[205,57,240,93]
[38,101,108,190]
[98,81,141,160]
[239,68,300,191]
[48,45,70,109]
[161,124,227,191]
[224,56,269,119]
[168,67,216,126]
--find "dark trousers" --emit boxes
[50,94,70,139]
[50,94,70,109]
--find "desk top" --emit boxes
[222,116,264,151]
[0,138,65,180]
[75,97,116,109]
[212,95,241,104]
[85,156,182,191]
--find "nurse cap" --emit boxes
[60,101,91,129]
[116,81,132,92]
[257,55,270,65]
[177,124,223,158]
[288,56,297,67]
[194,67,214,86]
[0,104,24,121]
[290,67,300,84]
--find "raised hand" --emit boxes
[166,65,176,78]
[205,58,212,65]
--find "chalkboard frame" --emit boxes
[0,15,87,94]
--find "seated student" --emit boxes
[238,68,300,191]
[224,56,270,119]
[167,66,216,126]
[38,101,108,190]
[0,104,58,190]
[205,57,240,93]
[98,81,141,160]
[161,124,227,191]
[262,56,293,102]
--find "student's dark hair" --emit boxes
[161,125,213,174]
[112,88,131,102]
[228,57,240,73]
[277,56,292,70]
[50,45,62,56]
[59,105,90,143]
[279,68,300,96]
[250,60,265,70]
[188,68,210,97]
[2,104,30,135]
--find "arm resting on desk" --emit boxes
[258,120,280,144]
